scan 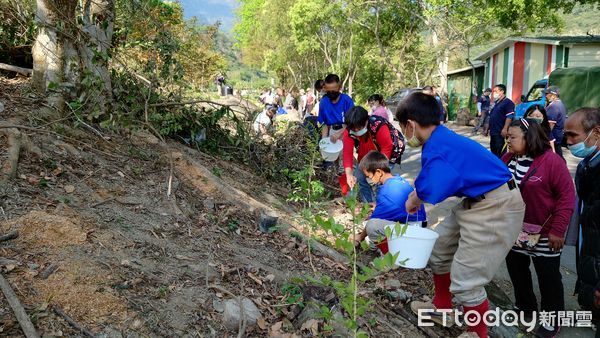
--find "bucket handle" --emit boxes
[404,207,419,225]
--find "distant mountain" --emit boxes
[178,0,238,32]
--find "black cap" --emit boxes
[484,88,492,93]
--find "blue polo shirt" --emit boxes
[371,176,427,222]
[546,99,566,143]
[415,125,513,204]
[489,97,515,136]
[478,95,491,112]
[317,93,354,126]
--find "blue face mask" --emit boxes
[568,131,598,158]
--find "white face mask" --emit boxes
[350,126,368,137]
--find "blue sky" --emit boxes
[177,0,239,32]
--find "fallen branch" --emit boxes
[0,258,19,266]
[90,197,115,208]
[379,304,441,338]
[378,316,405,336]
[149,99,231,108]
[52,305,95,337]
[2,128,23,180]
[0,274,40,338]
[0,230,19,242]
[0,123,123,159]
[0,63,32,76]
[208,283,236,298]
[295,232,349,264]
[43,103,110,144]
[39,264,58,280]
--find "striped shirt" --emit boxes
[508,155,533,185]
[508,155,560,257]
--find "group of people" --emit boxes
[475,84,566,159]
[253,74,600,337]
[306,74,598,338]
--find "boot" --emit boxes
[338,173,350,196]
[463,299,489,338]
[432,273,453,309]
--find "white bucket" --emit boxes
[386,224,439,269]
[319,138,343,161]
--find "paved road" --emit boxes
[397,122,594,337]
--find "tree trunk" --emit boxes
[438,49,449,96]
[32,0,114,117]
[78,0,115,116]
[32,0,78,93]
[430,28,448,95]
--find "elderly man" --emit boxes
[564,107,600,328]
[545,86,567,158]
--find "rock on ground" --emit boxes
[222,297,262,330]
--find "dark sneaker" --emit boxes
[534,325,560,338]
[512,306,535,322]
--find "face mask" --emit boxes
[530,118,543,124]
[366,172,380,186]
[350,126,368,137]
[326,91,341,101]
[569,131,598,158]
[406,122,421,148]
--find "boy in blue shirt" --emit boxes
[318,73,355,195]
[397,92,525,337]
[318,74,354,142]
[353,151,427,250]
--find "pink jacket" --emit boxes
[372,106,389,120]
[502,150,575,237]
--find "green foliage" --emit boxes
[226,219,240,232]
[285,166,326,205]
[280,283,304,307]
[211,166,223,178]
[114,0,226,89]
[288,180,403,336]
[0,0,36,64]
[235,0,598,100]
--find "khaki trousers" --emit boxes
[429,183,525,307]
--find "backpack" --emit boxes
[351,115,405,164]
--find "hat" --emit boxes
[546,86,560,96]
[484,88,492,93]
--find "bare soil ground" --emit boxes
[0,76,463,337]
